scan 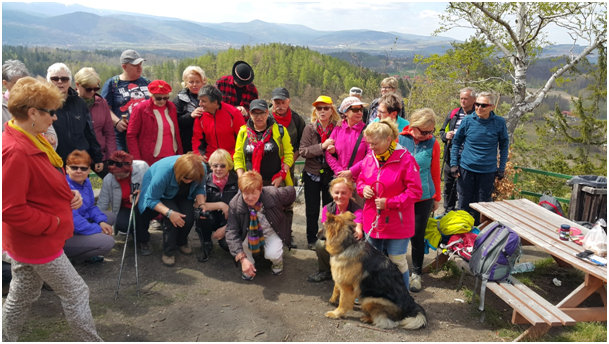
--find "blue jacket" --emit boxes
[450,111,509,173]
[399,135,436,200]
[66,176,108,236]
[138,155,207,213]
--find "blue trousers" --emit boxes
[457,167,496,224]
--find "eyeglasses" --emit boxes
[211,163,226,169]
[316,106,331,111]
[474,102,492,109]
[417,128,435,136]
[35,108,56,116]
[381,86,394,90]
[349,107,363,113]
[50,76,70,83]
[84,86,100,93]
[68,165,89,172]
[107,160,132,168]
[154,96,170,101]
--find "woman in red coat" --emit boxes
[126,79,183,166]
[2,77,101,341]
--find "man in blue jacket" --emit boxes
[449,91,509,223]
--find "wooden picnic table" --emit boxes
[470,198,607,340]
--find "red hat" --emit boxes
[148,80,172,94]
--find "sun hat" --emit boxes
[148,80,172,94]
[312,95,333,106]
[339,96,368,113]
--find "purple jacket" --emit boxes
[90,94,117,160]
[356,148,422,240]
[325,120,369,178]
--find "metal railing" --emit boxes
[513,166,572,203]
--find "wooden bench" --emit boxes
[486,276,576,340]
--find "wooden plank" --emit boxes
[508,277,576,326]
[471,200,607,281]
[559,308,607,322]
[557,276,605,308]
[486,282,546,325]
[514,324,551,342]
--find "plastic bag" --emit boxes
[582,222,608,257]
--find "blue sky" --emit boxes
[10,0,577,44]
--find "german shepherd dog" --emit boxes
[321,212,427,330]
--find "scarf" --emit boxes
[272,108,292,128]
[246,125,273,172]
[315,120,335,143]
[375,140,396,165]
[8,119,63,168]
[247,201,265,254]
[212,173,229,193]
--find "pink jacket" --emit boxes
[325,120,369,178]
[356,148,422,239]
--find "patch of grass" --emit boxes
[21,318,70,342]
[543,322,607,342]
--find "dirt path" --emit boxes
[8,200,586,342]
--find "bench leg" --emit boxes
[514,324,551,342]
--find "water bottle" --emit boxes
[512,262,535,274]
[559,224,570,241]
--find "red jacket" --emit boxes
[356,148,422,240]
[191,102,245,158]
[2,124,75,263]
[126,98,183,166]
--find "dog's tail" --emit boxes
[399,303,427,330]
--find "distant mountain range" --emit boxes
[2,2,585,59]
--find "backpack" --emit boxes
[539,192,565,217]
[469,221,522,311]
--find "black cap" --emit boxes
[271,87,290,100]
[232,61,254,86]
[249,99,269,112]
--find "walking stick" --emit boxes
[114,191,141,300]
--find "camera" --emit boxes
[194,207,210,219]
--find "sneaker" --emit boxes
[161,254,175,267]
[241,272,255,281]
[410,273,422,292]
[271,261,283,275]
[139,242,152,256]
[178,244,192,255]
[307,271,331,283]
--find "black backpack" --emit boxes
[539,192,565,217]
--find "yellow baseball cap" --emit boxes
[312,95,333,106]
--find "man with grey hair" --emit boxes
[438,87,476,213]
[449,91,509,223]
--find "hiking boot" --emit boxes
[241,272,254,281]
[410,273,422,292]
[84,256,104,264]
[178,244,192,255]
[271,261,283,275]
[139,242,152,256]
[161,254,175,267]
[307,271,331,283]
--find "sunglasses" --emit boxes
[107,160,132,168]
[211,163,227,169]
[50,76,70,83]
[36,108,56,116]
[316,106,331,111]
[84,86,100,93]
[349,107,363,112]
[474,102,492,109]
[417,128,435,136]
[68,165,89,172]
[154,96,170,101]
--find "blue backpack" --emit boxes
[469,221,522,311]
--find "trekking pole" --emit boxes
[114,190,141,300]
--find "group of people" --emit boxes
[2,50,509,341]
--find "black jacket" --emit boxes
[54,87,103,163]
[173,88,199,153]
[205,170,239,204]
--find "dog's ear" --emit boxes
[326,212,336,223]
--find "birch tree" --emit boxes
[436,2,607,139]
